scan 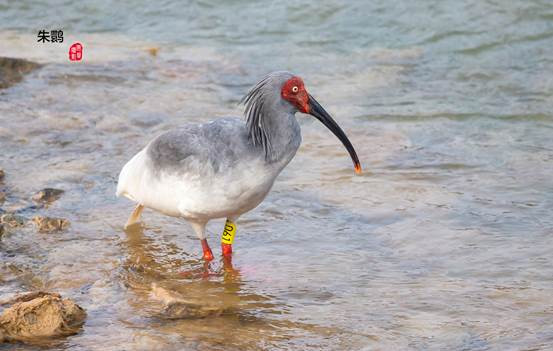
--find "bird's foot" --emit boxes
[179,261,214,279]
[221,244,238,276]
[222,255,238,277]
[201,239,214,261]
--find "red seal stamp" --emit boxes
[69,42,83,61]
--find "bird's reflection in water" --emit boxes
[119,223,348,349]
[121,223,245,317]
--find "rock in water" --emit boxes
[0,57,41,90]
[0,213,26,228]
[0,169,4,181]
[0,292,86,343]
[32,216,69,233]
[151,284,225,319]
[32,188,64,203]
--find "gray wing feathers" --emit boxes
[147,117,259,175]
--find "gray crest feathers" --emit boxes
[240,71,294,160]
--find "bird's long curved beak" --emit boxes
[308,94,362,174]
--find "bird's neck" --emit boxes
[249,109,301,165]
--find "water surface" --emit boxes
[0,1,552,349]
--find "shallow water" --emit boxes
[1,0,553,349]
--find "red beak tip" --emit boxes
[354,164,362,175]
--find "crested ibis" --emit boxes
[116,71,361,261]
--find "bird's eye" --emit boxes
[292,86,299,93]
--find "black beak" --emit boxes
[308,94,362,174]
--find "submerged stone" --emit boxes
[0,292,86,343]
[0,57,41,90]
[0,213,27,228]
[32,188,64,203]
[151,284,225,319]
[32,216,69,233]
[162,301,224,319]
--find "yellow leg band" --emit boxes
[221,219,236,245]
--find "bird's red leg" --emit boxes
[201,238,214,261]
[222,243,232,257]
[221,219,236,258]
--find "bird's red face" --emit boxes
[281,76,310,113]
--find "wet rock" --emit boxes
[0,57,42,90]
[32,188,64,203]
[0,191,5,203]
[32,216,69,233]
[0,224,4,237]
[0,213,27,228]
[151,284,225,319]
[0,292,86,343]
[0,169,4,181]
